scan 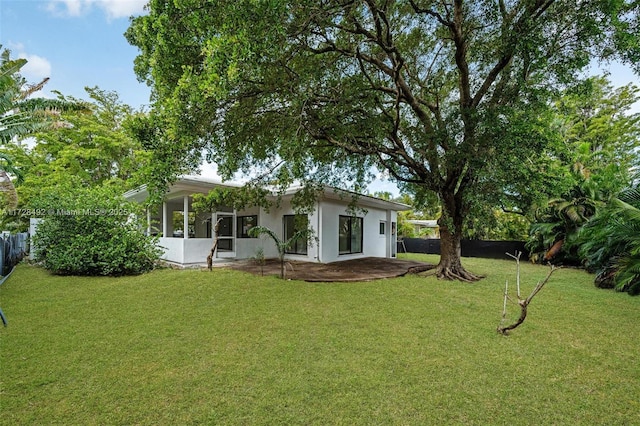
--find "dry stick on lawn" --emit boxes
[497,251,558,335]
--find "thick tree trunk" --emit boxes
[207,218,223,271]
[433,191,482,282]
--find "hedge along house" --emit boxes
[124,175,410,266]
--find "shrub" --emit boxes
[31,185,161,276]
[577,188,640,295]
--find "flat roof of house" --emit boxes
[124,175,410,211]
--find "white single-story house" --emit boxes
[405,219,439,237]
[124,175,410,266]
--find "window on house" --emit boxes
[237,215,258,238]
[283,214,308,255]
[172,211,196,238]
[379,221,386,235]
[339,215,363,255]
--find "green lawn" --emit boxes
[1,254,639,425]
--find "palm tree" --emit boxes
[0,48,80,144]
[578,182,640,294]
[248,225,310,279]
[0,46,85,211]
[527,182,602,264]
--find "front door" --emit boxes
[215,213,235,258]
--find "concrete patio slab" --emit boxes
[226,257,435,282]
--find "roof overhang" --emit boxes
[317,186,411,211]
[124,176,411,212]
[123,175,243,203]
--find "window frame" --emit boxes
[236,215,258,238]
[339,215,363,255]
[379,221,386,236]
[283,214,308,255]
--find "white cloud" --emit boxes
[46,0,147,19]
[198,163,223,181]
[7,45,53,95]
[46,0,87,17]
[6,42,25,52]
[96,0,148,19]
[18,54,52,81]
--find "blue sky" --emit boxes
[1,0,150,109]
[1,0,638,195]
[2,0,638,112]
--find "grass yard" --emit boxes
[1,254,639,425]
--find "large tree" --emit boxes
[554,76,640,197]
[2,87,151,206]
[1,46,85,213]
[126,0,638,280]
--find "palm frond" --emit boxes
[0,58,27,81]
[20,77,50,99]
[248,225,280,249]
[619,187,640,208]
[614,254,640,295]
[610,198,640,224]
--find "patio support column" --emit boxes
[162,201,168,237]
[146,208,151,236]
[183,195,189,239]
[316,202,322,262]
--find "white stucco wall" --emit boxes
[252,199,320,262]
[183,238,216,264]
[235,206,270,260]
[127,178,404,266]
[159,237,226,264]
[235,197,398,264]
[158,237,184,264]
[317,199,397,263]
[28,218,43,260]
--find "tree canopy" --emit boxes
[554,76,640,197]
[1,46,86,215]
[1,86,152,230]
[126,0,639,280]
[525,76,640,264]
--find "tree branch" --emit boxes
[408,0,453,27]
[498,253,559,335]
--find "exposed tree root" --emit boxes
[438,271,482,282]
[407,265,435,275]
[435,265,483,282]
[419,265,483,282]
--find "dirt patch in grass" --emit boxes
[226,257,435,282]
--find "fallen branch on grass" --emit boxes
[497,251,558,335]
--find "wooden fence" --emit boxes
[0,232,29,326]
[399,238,529,260]
[1,233,28,276]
